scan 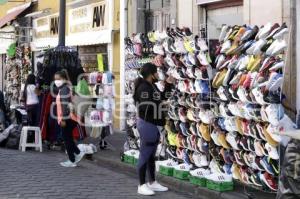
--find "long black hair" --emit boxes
[23,74,36,102]
[133,63,157,102]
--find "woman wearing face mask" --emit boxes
[133,63,174,196]
[54,70,85,167]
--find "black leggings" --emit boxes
[138,153,156,185]
[61,119,80,162]
[26,104,39,126]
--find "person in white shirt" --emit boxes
[23,74,40,126]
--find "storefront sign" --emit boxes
[32,13,59,50]
[50,15,59,35]
[33,13,59,39]
[67,0,111,45]
[69,1,108,34]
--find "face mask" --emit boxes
[152,75,158,83]
[54,80,64,88]
[158,71,166,81]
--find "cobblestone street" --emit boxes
[0,149,193,199]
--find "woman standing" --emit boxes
[23,74,39,126]
[54,70,84,167]
[133,63,174,196]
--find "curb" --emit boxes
[89,154,276,199]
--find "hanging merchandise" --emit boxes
[97,53,105,72]
[123,33,156,152]
[38,46,85,146]
[123,24,289,193]
[82,69,115,148]
[211,23,289,192]
[4,44,33,106]
[7,43,16,58]
[37,46,84,86]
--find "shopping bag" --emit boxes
[75,79,90,96]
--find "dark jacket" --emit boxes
[57,83,72,123]
[134,79,173,126]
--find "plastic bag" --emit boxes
[75,79,90,96]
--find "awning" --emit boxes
[196,0,223,5]
[30,38,58,51]
[66,29,112,46]
[0,2,31,28]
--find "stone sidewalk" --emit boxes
[0,148,193,199]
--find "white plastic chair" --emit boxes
[19,126,42,152]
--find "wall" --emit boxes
[207,6,243,39]
[243,0,283,25]
[177,0,193,29]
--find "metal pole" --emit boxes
[58,0,66,46]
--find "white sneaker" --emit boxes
[60,160,77,168]
[147,181,168,192]
[265,143,279,160]
[219,25,229,42]
[190,168,211,177]
[74,151,85,164]
[206,173,232,182]
[138,184,155,196]
[253,38,267,55]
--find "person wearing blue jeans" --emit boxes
[133,63,174,196]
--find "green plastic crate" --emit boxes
[159,165,174,176]
[133,158,139,166]
[123,154,135,165]
[173,169,190,180]
[189,176,206,187]
[206,180,234,192]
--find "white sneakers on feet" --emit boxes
[75,151,85,164]
[60,160,77,168]
[147,181,168,192]
[137,182,168,196]
[138,184,155,196]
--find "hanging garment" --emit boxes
[40,93,53,140]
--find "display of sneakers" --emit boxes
[125,24,288,192]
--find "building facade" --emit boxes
[0,0,121,129]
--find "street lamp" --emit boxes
[58,0,66,46]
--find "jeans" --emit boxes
[61,119,80,162]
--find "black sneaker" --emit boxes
[264,90,281,104]
[241,25,259,42]
[166,146,177,159]
[247,138,255,152]
[249,172,263,187]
